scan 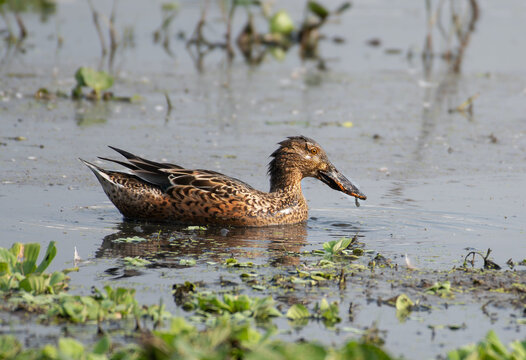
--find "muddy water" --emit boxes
[1,0,525,358]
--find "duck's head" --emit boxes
[268,136,367,200]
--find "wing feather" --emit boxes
[100,147,257,196]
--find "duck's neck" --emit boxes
[268,157,303,194]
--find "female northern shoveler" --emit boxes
[81,136,366,227]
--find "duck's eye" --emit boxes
[310,147,318,155]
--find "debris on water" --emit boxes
[185,226,207,231]
[488,133,498,144]
[384,48,402,55]
[5,136,27,141]
[449,93,479,114]
[463,248,501,270]
[366,38,381,47]
[74,246,81,263]
[379,167,390,176]
[405,254,417,270]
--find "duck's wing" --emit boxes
[163,168,256,197]
[103,147,256,196]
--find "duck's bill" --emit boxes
[318,167,367,200]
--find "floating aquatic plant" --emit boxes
[72,67,114,100]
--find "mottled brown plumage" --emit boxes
[81,136,366,227]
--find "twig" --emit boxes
[14,13,27,39]
[108,0,118,53]
[452,0,478,72]
[164,92,173,117]
[463,248,501,270]
[107,0,119,69]
[225,3,236,60]
[88,0,107,56]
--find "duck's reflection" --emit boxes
[97,221,308,267]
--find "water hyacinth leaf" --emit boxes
[49,271,67,289]
[0,262,8,276]
[324,237,353,255]
[35,241,57,274]
[510,340,526,358]
[123,257,152,267]
[19,274,46,294]
[92,335,111,355]
[308,1,329,20]
[75,67,114,94]
[21,243,40,275]
[185,225,207,231]
[8,243,23,260]
[113,236,148,243]
[447,330,515,360]
[58,338,85,358]
[425,281,452,297]
[395,294,414,312]
[234,0,260,6]
[179,259,196,266]
[341,342,392,360]
[0,336,22,359]
[320,298,330,312]
[161,1,179,11]
[322,242,333,253]
[269,10,294,35]
[286,304,310,320]
[269,46,287,61]
[484,330,510,356]
[395,293,414,322]
[334,2,352,15]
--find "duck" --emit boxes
[81,136,366,227]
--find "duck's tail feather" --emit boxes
[80,158,120,187]
[108,146,183,172]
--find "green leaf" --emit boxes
[308,1,329,20]
[395,293,414,322]
[269,10,294,35]
[21,243,40,275]
[425,281,453,297]
[0,262,9,276]
[234,0,260,6]
[185,226,207,231]
[286,304,310,320]
[341,341,392,360]
[35,241,57,274]
[58,338,85,359]
[334,2,352,15]
[19,274,47,294]
[484,330,510,356]
[92,334,111,354]
[332,237,352,254]
[49,271,66,287]
[113,236,148,243]
[161,1,179,11]
[75,67,114,94]
[122,257,152,267]
[0,335,22,359]
[8,243,23,259]
[395,294,414,312]
[179,259,196,266]
[510,340,526,358]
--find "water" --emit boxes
[1,0,525,358]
